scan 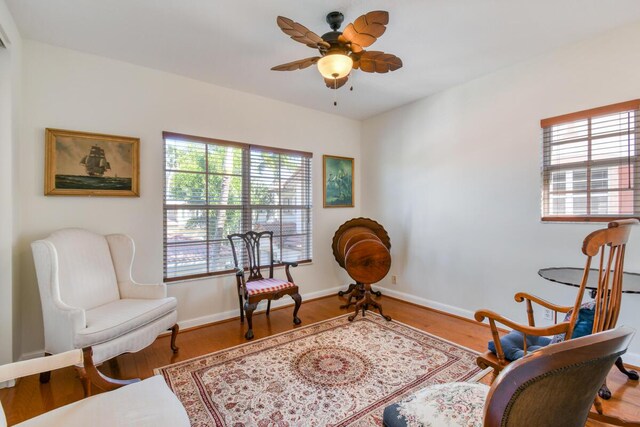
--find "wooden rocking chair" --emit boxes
[475,219,638,387]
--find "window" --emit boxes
[541,100,640,221]
[163,132,313,281]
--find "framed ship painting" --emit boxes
[323,155,354,207]
[45,128,140,197]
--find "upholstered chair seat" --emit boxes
[31,228,179,386]
[76,297,177,349]
[245,278,296,297]
[383,383,489,427]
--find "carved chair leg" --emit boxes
[615,356,639,380]
[170,324,180,353]
[76,366,91,397]
[238,295,244,323]
[39,352,52,384]
[598,381,612,400]
[266,300,271,316]
[81,347,140,396]
[291,293,302,325]
[244,302,258,340]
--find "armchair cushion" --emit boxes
[382,383,489,427]
[75,298,177,348]
[15,375,189,427]
[487,331,551,361]
[246,278,295,297]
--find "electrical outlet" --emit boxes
[391,275,397,285]
[543,308,553,321]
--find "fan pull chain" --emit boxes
[333,77,338,106]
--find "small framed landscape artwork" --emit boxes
[323,155,354,208]
[45,128,140,197]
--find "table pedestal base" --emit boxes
[346,283,391,321]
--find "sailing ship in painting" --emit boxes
[80,145,111,176]
[55,144,132,191]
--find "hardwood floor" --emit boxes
[1,294,638,426]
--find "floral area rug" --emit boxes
[155,313,483,427]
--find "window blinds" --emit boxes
[163,132,313,281]
[541,100,640,221]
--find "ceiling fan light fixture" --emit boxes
[317,53,353,79]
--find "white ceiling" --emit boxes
[7,0,640,120]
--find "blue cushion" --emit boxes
[487,331,551,361]
[550,301,595,344]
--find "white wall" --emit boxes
[18,41,360,357]
[0,0,21,372]
[362,22,640,358]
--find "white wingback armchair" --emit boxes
[31,228,179,385]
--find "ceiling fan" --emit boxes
[271,11,403,90]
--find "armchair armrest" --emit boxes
[233,268,246,295]
[32,240,87,353]
[276,260,298,283]
[0,349,83,383]
[106,234,167,299]
[276,260,298,268]
[475,308,571,365]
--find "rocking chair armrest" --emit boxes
[474,309,571,337]
[514,292,572,313]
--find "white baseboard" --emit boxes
[174,285,344,332]
[375,286,640,368]
[375,286,477,320]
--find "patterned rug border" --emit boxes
[154,312,483,375]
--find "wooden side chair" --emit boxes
[475,219,638,382]
[228,230,302,339]
[382,326,635,427]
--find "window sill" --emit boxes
[164,260,313,285]
[541,216,640,223]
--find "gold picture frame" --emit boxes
[45,128,140,197]
[323,155,354,208]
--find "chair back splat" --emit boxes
[579,219,635,336]
[228,230,274,282]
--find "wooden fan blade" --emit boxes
[271,57,320,71]
[324,76,349,90]
[277,16,330,49]
[341,10,389,52]
[357,51,403,73]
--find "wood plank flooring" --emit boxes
[1,294,638,426]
